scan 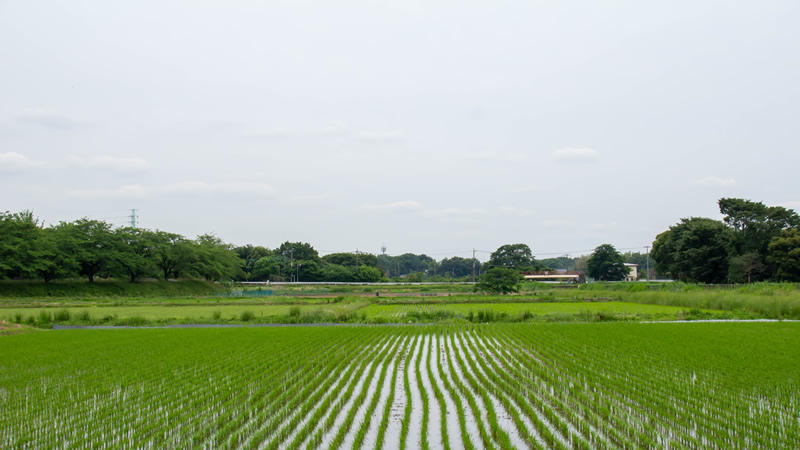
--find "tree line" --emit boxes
[1,211,552,284]
[651,198,800,283]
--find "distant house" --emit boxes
[522,270,585,284]
[624,263,638,281]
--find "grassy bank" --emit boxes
[578,282,800,319]
[0,279,226,298]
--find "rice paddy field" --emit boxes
[2,322,799,449]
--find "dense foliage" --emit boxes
[586,244,629,281]
[473,267,521,294]
[652,198,800,283]
[0,212,241,282]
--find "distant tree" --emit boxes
[278,242,319,262]
[651,217,734,284]
[586,244,628,281]
[767,229,800,281]
[322,252,378,268]
[33,224,79,282]
[0,211,42,279]
[193,234,243,281]
[486,243,538,271]
[719,198,800,280]
[69,219,119,282]
[354,265,383,282]
[438,256,479,278]
[151,231,195,280]
[114,227,157,282]
[252,255,284,281]
[539,256,576,271]
[234,245,271,280]
[474,267,521,294]
[319,263,354,282]
[377,253,435,277]
[727,252,764,284]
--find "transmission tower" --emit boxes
[129,209,138,228]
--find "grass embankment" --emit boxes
[0,279,226,299]
[579,282,800,319]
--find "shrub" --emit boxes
[53,309,71,322]
[240,310,255,322]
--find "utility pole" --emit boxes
[472,248,476,282]
[290,248,294,282]
[129,209,137,228]
[645,246,651,281]
[355,249,359,268]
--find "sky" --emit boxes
[2,1,799,260]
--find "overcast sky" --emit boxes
[2,1,799,260]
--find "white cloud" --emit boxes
[67,155,149,172]
[69,181,276,199]
[541,218,576,227]
[508,185,540,194]
[71,184,147,199]
[162,181,275,197]
[0,152,43,171]
[498,206,535,217]
[553,147,599,163]
[462,151,526,161]
[16,111,90,130]
[360,200,421,211]
[694,176,736,187]
[356,130,405,141]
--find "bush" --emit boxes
[53,309,71,322]
[240,310,255,321]
[212,310,222,320]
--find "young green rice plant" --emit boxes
[416,333,431,450]
[426,331,450,450]
[399,334,419,450]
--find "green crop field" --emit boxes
[1,322,798,448]
[361,301,716,320]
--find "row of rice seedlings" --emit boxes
[488,327,637,448]
[442,329,495,449]
[197,333,348,446]
[415,333,432,449]
[327,333,406,449]
[219,333,360,446]
[253,330,385,449]
[496,324,799,449]
[374,333,410,450]
[433,332,475,450]
[284,336,393,450]
[458,331,553,450]
[356,333,412,449]
[426,333,450,450]
[471,329,600,449]
[307,334,399,449]
[506,326,730,447]
[399,334,419,450]
[447,332,514,450]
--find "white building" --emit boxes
[624,263,638,281]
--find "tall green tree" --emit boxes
[473,267,521,294]
[438,256,479,278]
[33,224,79,282]
[151,231,195,280]
[193,234,243,281]
[0,211,42,279]
[69,219,119,282]
[651,217,734,284]
[586,244,629,281]
[486,243,538,271]
[113,227,157,282]
[767,229,800,281]
[719,198,800,280]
